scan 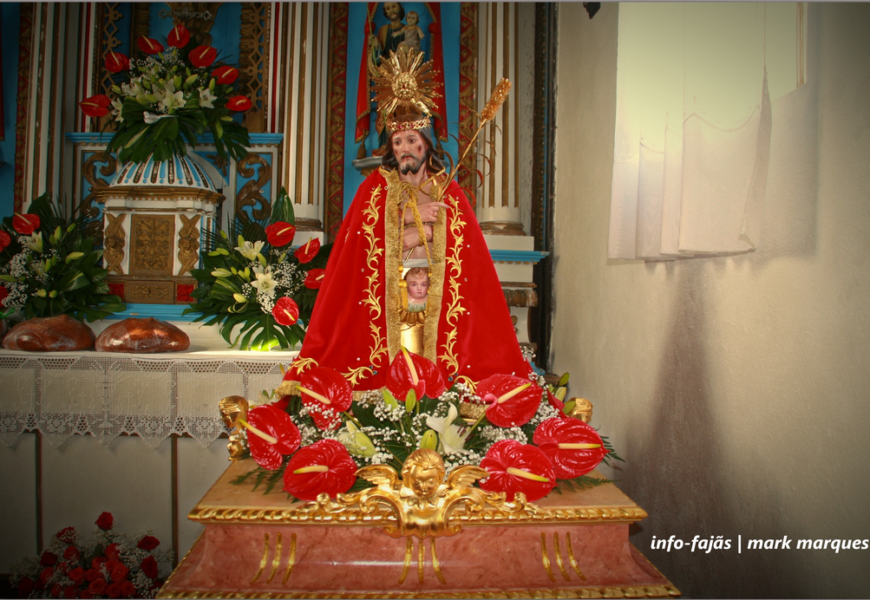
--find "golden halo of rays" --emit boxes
[370,46,442,119]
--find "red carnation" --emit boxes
[104,51,129,73]
[137,36,164,54]
[40,551,58,566]
[63,545,80,561]
[87,578,107,596]
[141,555,158,579]
[95,511,114,530]
[478,374,542,428]
[13,213,40,235]
[272,297,299,327]
[265,221,296,248]
[227,95,252,112]
[18,578,34,597]
[167,24,190,48]
[297,367,353,430]
[137,534,160,551]
[0,230,12,250]
[120,580,136,597]
[533,417,607,479]
[189,45,217,68]
[294,237,320,264]
[304,268,325,289]
[282,439,357,501]
[69,567,86,584]
[385,348,446,402]
[245,403,301,470]
[479,440,556,502]
[104,543,121,560]
[212,65,240,85]
[110,562,129,583]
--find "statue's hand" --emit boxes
[402,224,434,250]
[405,202,449,225]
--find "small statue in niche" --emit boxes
[398,11,424,54]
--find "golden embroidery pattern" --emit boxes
[291,357,319,375]
[361,184,389,372]
[438,193,467,376]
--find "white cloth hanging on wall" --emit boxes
[609,3,772,261]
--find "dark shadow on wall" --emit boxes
[617,263,793,598]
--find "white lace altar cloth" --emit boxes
[0,349,298,449]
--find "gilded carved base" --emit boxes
[158,460,679,598]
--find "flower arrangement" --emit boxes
[0,194,125,322]
[79,24,251,164]
[183,188,331,351]
[10,511,173,599]
[233,353,622,503]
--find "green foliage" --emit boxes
[554,474,615,494]
[0,193,126,322]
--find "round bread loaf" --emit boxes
[2,315,96,352]
[95,317,190,353]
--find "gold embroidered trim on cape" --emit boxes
[438,192,467,377]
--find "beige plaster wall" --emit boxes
[553,3,870,597]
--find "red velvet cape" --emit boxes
[279,167,531,394]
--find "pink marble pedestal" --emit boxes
[159,460,679,598]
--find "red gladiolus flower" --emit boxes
[69,567,86,584]
[297,367,353,430]
[18,578,34,597]
[95,511,114,530]
[167,24,190,48]
[63,585,77,599]
[478,374,542,428]
[265,221,296,248]
[243,403,301,470]
[0,230,12,250]
[137,535,160,551]
[106,582,122,599]
[533,417,607,479]
[227,95,252,112]
[104,543,121,560]
[120,580,136,597]
[385,348,446,402]
[63,545,80,561]
[479,440,556,502]
[137,36,164,54]
[110,562,129,583]
[294,237,320,263]
[272,297,299,327]
[282,439,357,501]
[212,65,240,85]
[189,45,217,68]
[141,555,158,579]
[104,51,129,73]
[304,269,325,289]
[13,213,40,235]
[88,578,107,597]
[40,551,58,566]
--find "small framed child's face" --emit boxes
[407,274,429,301]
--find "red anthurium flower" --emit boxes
[265,221,296,247]
[282,439,357,501]
[478,374,542,428]
[479,440,556,502]
[79,94,112,118]
[104,51,129,73]
[0,231,10,250]
[546,390,567,416]
[304,268,326,289]
[13,213,40,235]
[386,348,446,402]
[167,24,190,48]
[227,95,253,112]
[189,45,217,68]
[297,367,353,430]
[212,65,240,85]
[137,535,160,551]
[240,403,301,470]
[294,237,320,263]
[95,511,114,530]
[272,297,299,327]
[533,417,607,479]
[137,36,164,54]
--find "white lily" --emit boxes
[159,90,186,113]
[236,240,264,261]
[23,232,44,254]
[425,404,470,455]
[199,88,217,109]
[121,80,144,96]
[251,269,277,297]
[111,98,124,123]
[143,112,175,125]
[337,421,377,457]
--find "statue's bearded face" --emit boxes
[391,130,428,175]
